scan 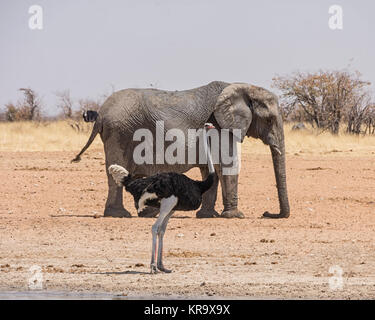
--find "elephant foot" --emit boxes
[196,209,220,218]
[221,209,245,219]
[138,207,159,218]
[263,211,290,219]
[103,207,132,218]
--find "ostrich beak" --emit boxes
[204,123,215,129]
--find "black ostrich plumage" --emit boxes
[122,172,214,211]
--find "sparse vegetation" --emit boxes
[1,74,374,154]
[55,90,75,119]
[4,88,42,122]
[0,121,374,155]
[273,69,375,135]
[243,122,375,156]
[0,121,102,152]
[2,71,375,138]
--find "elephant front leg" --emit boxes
[196,167,220,218]
[218,170,244,219]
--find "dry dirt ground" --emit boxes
[0,149,374,299]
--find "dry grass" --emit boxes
[0,121,102,152]
[242,123,375,156]
[0,121,374,156]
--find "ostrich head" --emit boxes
[204,123,215,130]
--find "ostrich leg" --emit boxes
[150,196,178,274]
[156,210,174,273]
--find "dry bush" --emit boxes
[78,98,101,114]
[54,91,103,132]
[273,70,373,135]
[55,91,102,120]
[364,106,375,134]
[5,88,43,121]
[56,90,74,119]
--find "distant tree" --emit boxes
[77,98,101,117]
[272,70,371,134]
[4,88,42,121]
[363,104,375,135]
[18,88,42,120]
[55,90,75,119]
[5,103,19,121]
[54,96,103,132]
[345,95,373,135]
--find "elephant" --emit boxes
[72,81,290,219]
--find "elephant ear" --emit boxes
[214,83,278,141]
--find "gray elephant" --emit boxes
[72,81,290,219]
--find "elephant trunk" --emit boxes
[264,136,290,218]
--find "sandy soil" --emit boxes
[0,149,374,299]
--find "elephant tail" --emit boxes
[71,116,102,163]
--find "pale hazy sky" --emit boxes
[0,0,374,115]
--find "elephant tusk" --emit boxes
[272,145,282,156]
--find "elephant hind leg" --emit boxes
[104,144,131,218]
[104,172,131,217]
[104,206,131,218]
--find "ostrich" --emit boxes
[108,123,216,273]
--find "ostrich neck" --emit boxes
[203,129,215,174]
